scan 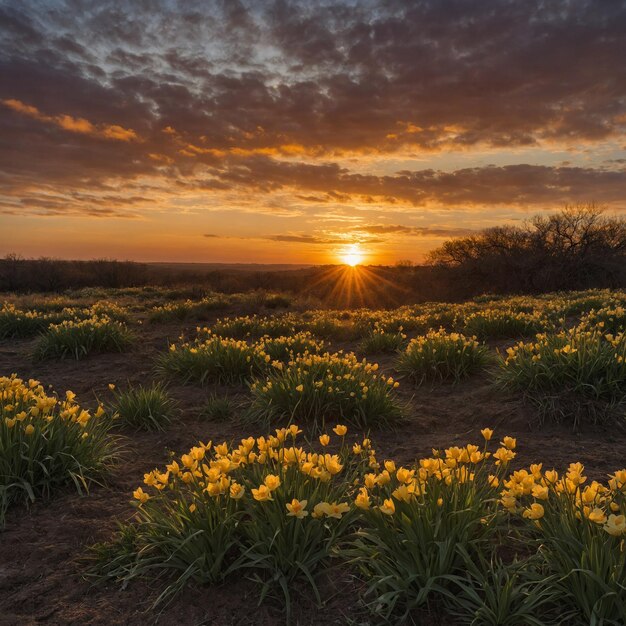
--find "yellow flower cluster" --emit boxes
[136,424,370,521]
[500,462,626,536]
[1,374,102,432]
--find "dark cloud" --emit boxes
[354,224,476,237]
[0,0,625,216]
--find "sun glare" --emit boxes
[340,244,364,266]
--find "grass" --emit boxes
[113,382,178,431]
[200,394,238,421]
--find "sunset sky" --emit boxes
[1,0,625,265]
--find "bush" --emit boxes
[34,315,134,360]
[396,329,491,384]
[149,295,232,322]
[359,325,407,354]
[0,375,118,527]
[0,304,49,338]
[248,352,403,430]
[501,462,626,624]
[256,331,325,361]
[346,433,505,621]
[157,336,269,385]
[200,394,238,421]
[462,309,548,340]
[113,382,178,431]
[496,328,626,424]
[211,314,297,339]
[579,305,626,334]
[92,425,371,617]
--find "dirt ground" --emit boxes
[1,313,625,625]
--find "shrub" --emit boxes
[92,425,371,617]
[501,462,626,624]
[346,433,506,621]
[157,336,269,385]
[444,552,564,625]
[579,305,626,334]
[34,315,134,360]
[0,375,117,527]
[211,314,297,339]
[0,304,48,338]
[462,309,548,340]
[113,382,178,431]
[396,329,491,384]
[256,331,325,361]
[359,325,407,354]
[248,352,403,430]
[200,394,238,421]
[496,328,626,424]
[149,295,232,322]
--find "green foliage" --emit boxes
[200,394,238,421]
[496,328,626,424]
[0,375,118,527]
[34,315,134,360]
[248,352,403,430]
[396,329,491,384]
[113,382,178,431]
[157,336,269,385]
[462,309,549,339]
[358,325,407,354]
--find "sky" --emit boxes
[1,0,625,265]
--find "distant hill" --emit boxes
[148,262,316,272]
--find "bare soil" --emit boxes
[1,313,625,625]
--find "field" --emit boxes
[1,287,626,625]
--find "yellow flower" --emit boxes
[333,424,347,436]
[379,498,395,515]
[4,417,16,429]
[264,474,281,491]
[588,507,607,525]
[229,482,245,499]
[384,460,396,473]
[604,514,626,536]
[493,447,516,465]
[295,384,304,392]
[286,498,309,519]
[523,503,544,520]
[189,503,197,513]
[252,485,273,501]
[396,467,415,484]
[133,487,150,504]
[24,424,35,435]
[481,428,494,441]
[108,383,116,391]
[324,502,350,519]
[355,488,371,509]
[531,485,549,500]
[319,434,330,446]
[501,436,516,450]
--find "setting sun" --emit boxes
[340,244,364,266]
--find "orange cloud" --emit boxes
[1,99,139,142]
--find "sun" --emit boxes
[340,244,364,266]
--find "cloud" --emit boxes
[1,0,625,224]
[354,224,476,237]
[2,98,139,142]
